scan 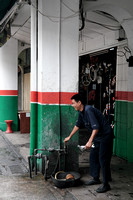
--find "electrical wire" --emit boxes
[85,19,121,31]
[124,46,131,55]
[61,0,78,13]
[117,46,132,59]
[94,10,119,22]
[31,2,79,23]
[11,16,31,37]
[79,0,85,31]
[10,1,79,43]
[117,51,126,57]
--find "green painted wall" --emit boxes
[30,103,79,171]
[30,103,38,155]
[114,100,133,162]
[0,96,18,131]
[60,106,79,171]
[38,104,61,150]
[127,101,133,162]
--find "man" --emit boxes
[64,94,113,193]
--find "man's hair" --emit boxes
[71,93,85,105]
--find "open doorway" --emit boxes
[78,48,117,167]
[18,48,31,133]
[79,48,116,123]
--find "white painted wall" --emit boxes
[80,2,133,55]
[38,0,60,92]
[83,0,133,18]
[37,0,79,93]
[31,0,38,92]
[79,30,123,56]
[0,38,18,90]
[60,0,79,93]
[116,45,129,92]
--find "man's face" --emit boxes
[71,99,81,111]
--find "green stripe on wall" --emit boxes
[127,101,133,162]
[0,96,18,131]
[114,100,133,162]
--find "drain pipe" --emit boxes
[28,147,67,179]
[30,0,38,156]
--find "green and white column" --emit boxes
[30,0,79,170]
[114,45,133,162]
[0,38,18,131]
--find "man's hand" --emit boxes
[64,126,79,143]
[85,129,98,149]
[85,140,92,149]
[64,136,71,143]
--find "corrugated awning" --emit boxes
[0,0,17,21]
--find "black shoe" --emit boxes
[96,184,111,193]
[84,179,101,186]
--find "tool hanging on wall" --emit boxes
[90,65,98,82]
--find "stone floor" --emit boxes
[0,131,133,200]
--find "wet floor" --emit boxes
[0,131,133,200]
[0,132,77,199]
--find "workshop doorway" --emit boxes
[78,47,117,149]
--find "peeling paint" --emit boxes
[30,104,79,171]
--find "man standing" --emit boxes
[64,94,113,193]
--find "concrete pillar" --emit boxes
[30,0,38,155]
[30,0,79,171]
[0,38,18,131]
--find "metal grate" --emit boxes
[0,132,29,176]
[9,165,26,174]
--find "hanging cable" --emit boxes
[85,19,121,31]
[124,46,131,55]
[79,0,85,31]
[31,2,79,23]
[61,0,78,13]
[94,10,119,22]
[11,16,31,37]
[117,46,132,59]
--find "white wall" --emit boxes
[0,38,18,90]
[38,0,60,92]
[31,0,38,92]
[79,2,133,55]
[37,0,79,93]
[79,30,122,56]
[116,44,129,92]
[60,0,79,93]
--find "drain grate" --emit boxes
[9,165,25,174]
[0,133,29,176]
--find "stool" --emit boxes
[5,120,13,133]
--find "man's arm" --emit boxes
[64,125,79,143]
[85,129,99,149]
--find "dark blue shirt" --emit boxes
[76,105,112,141]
